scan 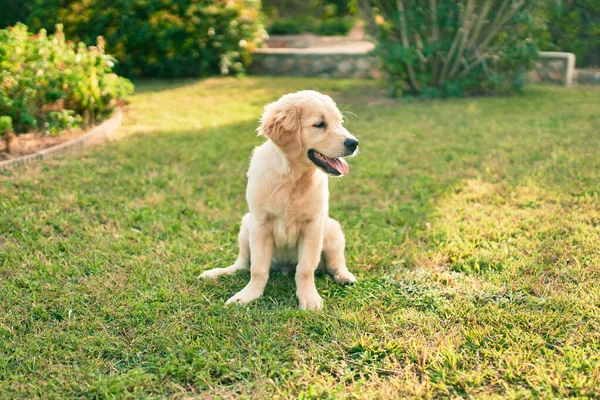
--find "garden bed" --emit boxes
[0,110,122,170]
[0,23,133,165]
[0,129,85,161]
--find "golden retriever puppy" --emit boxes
[200,90,359,310]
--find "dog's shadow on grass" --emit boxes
[198,269,346,310]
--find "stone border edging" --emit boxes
[0,109,122,171]
[575,69,600,85]
[252,47,593,85]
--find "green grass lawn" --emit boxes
[1,77,599,398]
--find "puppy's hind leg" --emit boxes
[199,213,251,279]
[322,218,356,286]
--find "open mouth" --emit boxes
[308,149,349,176]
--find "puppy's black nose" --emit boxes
[344,138,359,152]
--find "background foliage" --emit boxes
[267,17,354,36]
[0,23,133,134]
[263,0,353,20]
[0,0,34,29]
[263,0,355,36]
[357,0,543,97]
[27,0,266,78]
[3,0,598,75]
[542,0,600,67]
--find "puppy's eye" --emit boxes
[313,121,326,129]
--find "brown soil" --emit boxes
[0,128,86,161]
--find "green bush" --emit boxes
[267,17,353,36]
[263,0,355,36]
[543,0,600,67]
[0,23,134,134]
[357,0,542,97]
[268,18,304,35]
[314,18,354,36]
[27,0,266,78]
[0,116,15,152]
[0,116,12,133]
[262,0,354,19]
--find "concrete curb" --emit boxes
[0,109,122,171]
[575,69,600,85]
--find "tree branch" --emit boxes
[356,0,378,37]
[439,24,462,87]
[449,0,476,79]
[396,0,420,93]
[467,0,492,50]
[414,32,427,71]
[430,0,440,84]
[460,46,499,76]
[474,0,525,55]
[430,0,439,43]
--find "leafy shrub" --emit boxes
[268,18,304,35]
[263,0,354,19]
[267,17,354,36]
[27,0,266,78]
[0,23,134,134]
[357,0,542,97]
[314,18,354,36]
[543,0,600,67]
[0,116,16,153]
[263,0,355,36]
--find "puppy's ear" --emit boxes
[257,101,303,159]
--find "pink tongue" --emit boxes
[324,156,349,175]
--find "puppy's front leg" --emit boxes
[226,223,273,305]
[296,221,325,310]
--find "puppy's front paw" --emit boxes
[334,271,356,286]
[199,268,223,279]
[225,286,263,305]
[297,290,323,310]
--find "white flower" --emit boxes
[238,39,247,47]
[208,28,215,36]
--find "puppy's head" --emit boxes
[258,90,359,176]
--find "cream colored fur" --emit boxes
[199,90,358,310]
